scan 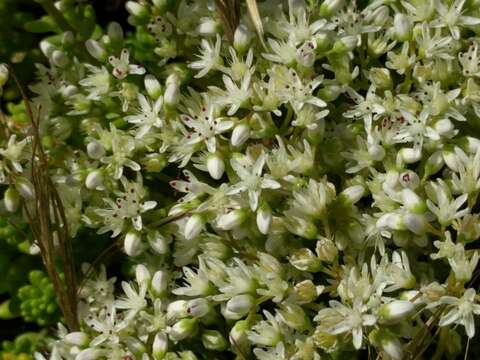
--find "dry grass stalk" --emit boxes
[215,0,241,43]
[8,66,79,331]
[245,0,265,46]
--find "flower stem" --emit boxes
[35,0,74,33]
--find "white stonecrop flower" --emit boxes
[108,48,146,79]
[125,93,164,138]
[189,34,223,78]
[227,153,281,211]
[437,289,480,338]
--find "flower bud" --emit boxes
[340,185,365,205]
[197,18,220,36]
[377,213,406,231]
[85,170,104,190]
[370,6,389,26]
[424,150,444,177]
[231,123,250,147]
[234,24,252,53]
[167,300,189,320]
[379,300,415,323]
[40,40,55,58]
[152,0,168,10]
[152,332,168,360]
[394,13,412,41]
[126,1,148,18]
[4,187,20,213]
[369,68,392,90]
[276,302,308,330]
[124,231,142,256]
[148,231,171,254]
[186,298,210,318]
[202,330,228,351]
[296,40,317,67]
[398,147,421,164]
[403,213,428,235]
[292,280,323,304]
[369,329,404,360]
[368,144,386,161]
[144,74,163,100]
[107,22,124,43]
[442,147,459,172]
[217,209,247,230]
[256,204,272,235]
[0,63,8,88]
[401,188,426,213]
[135,264,151,285]
[124,336,146,355]
[399,171,420,189]
[164,74,180,108]
[229,319,250,352]
[85,40,107,61]
[76,349,107,360]
[184,214,204,240]
[207,153,225,180]
[319,0,344,17]
[169,318,197,341]
[316,237,338,263]
[223,294,255,320]
[290,248,321,272]
[65,332,89,347]
[434,118,454,136]
[16,177,35,200]
[152,270,168,296]
[52,50,69,68]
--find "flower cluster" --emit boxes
[2,0,480,359]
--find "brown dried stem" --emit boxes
[8,66,79,331]
[215,0,240,44]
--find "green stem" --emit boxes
[35,0,74,33]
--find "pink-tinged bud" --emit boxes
[379,300,415,323]
[85,40,107,61]
[184,214,204,239]
[231,123,250,147]
[186,298,210,317]
[256,204,272,235]
[152,270,168,296]
[152,332,168,360]
[207,153,225,180]
[217,209,247,230]
[223,294,255,320]
[4,187,20,212]
[135,264,151,285]
[169,318,197,341]
[202,329,228,351]
[399,170,420,189]
[124,231,142,256]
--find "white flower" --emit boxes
[210,72,252,116]
[248,311,285,347]
[315,300,376,350]
[189,34,223,78]
[426,179,469,226]
[125,93,164,138]
[108,48,146,79]
[228,153,281,211]
[430,0,480,40]
[437,288,480,338]
[115,281,148,319]
[79,65,110,100]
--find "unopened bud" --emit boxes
[126,1,149,18]
[107,22,124,43]
[52,50,69,67]
[401,188,426,213]
[135,264,151,285]
[207,153,225,180]
[202,329,228,351]
[217,209,247,230]
[340,185,365,205]
[224,294,255,320]
[85,40,107,61]
[256,204,272,235]
[85,170,104,190]
[164,74,180,108]
[169,318,197,341]
[152,270,168,296]
[124,231,142,256]
[234,24,252,53]
[320,0,344,17]
[379,300,415,323]
[231,123,250,147]
[290,248,321,272]
[144,74,163,100]
[16,177,35,200]
[4,187,20,212]
[184,214,204,239]
[186,298,210,318]
[65,332,89,347]
[394,13,412,41]
[0,64,9,88]
[152,332,168,360]
[316,237,338,263]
